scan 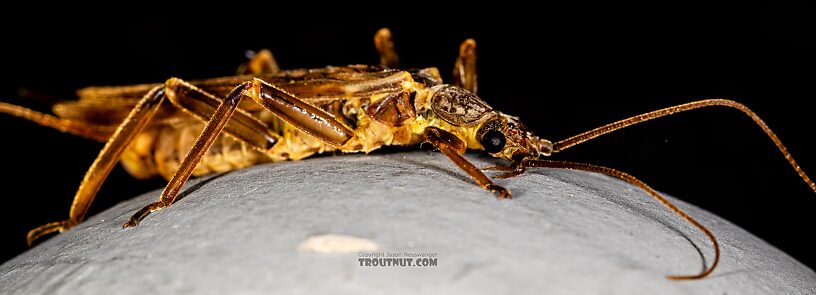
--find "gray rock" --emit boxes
[1,151,813,294]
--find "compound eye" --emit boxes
[481,130,506,153]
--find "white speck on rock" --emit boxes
[297,234,379,254]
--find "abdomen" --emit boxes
[121,120,274,180]
[119,97,421,180]
[116,120,358,181]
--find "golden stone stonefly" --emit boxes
[1,28,813,280]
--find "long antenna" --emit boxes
[551,99,816,193]
[522,159,719,280]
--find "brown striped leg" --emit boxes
[374,28,399,68]
[521,159,719,280]
[245,78,354,145]
[26,86,166,246]
[164,78,279,151]
[453,39,477,94]
[25,78,288,245]
[123,82,252,227]
[423,126,510,199]
[124,78,354,227]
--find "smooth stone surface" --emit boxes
[1,151,814,294]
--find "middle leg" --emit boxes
[123,82,253,227]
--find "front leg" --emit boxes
[423,126,511,199]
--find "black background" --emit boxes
[1,4,815,274]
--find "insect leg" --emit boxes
[26,86,166,246]
[453,39,478,94]
[123,82,253,227]
[243,78,354,145]
[423,126,511,199]
[374,28,399,68]
[551,99,816,193]
[124,78,354,227]
[164,78,279,151]
[521,158,719,280]
[0,102,115,141]
[237,49,280,75]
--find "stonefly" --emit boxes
[1,28,813,280]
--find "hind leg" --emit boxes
[25,78,282,245]
[124,78,354,227]
[26,86,167,245]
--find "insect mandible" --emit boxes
[0,28,813,280]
